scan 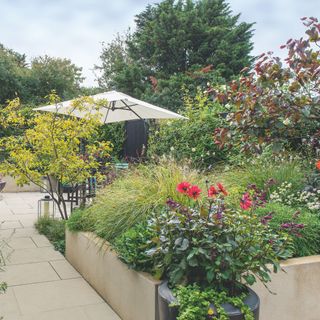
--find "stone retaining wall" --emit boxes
[66,231,161,320]
[66,230,320,320]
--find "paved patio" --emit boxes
[0,192,120,320]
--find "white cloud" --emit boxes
[0,0,318,86]
[229,0,319,58]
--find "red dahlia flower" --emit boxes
[316,160,320,171]
[217,183,228,196]
[240,192,252,210]
[177,182,191,194]
[208,185,219,197]
[187,185,202,200]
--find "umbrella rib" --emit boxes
[103,102,112,123]
[121,100,143,120]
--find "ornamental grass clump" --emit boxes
[67,161,201,241]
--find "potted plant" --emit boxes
[146,181,295,320]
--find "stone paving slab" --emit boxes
[13,278,104,314]
[2,227,38,238]
[49,260,81,280]
[0,192,121,320]
[0,287,21,317]
[5,237,37,250]
[5,246,64,265]
[31,234,52,247]
[2,303,120,320]
[0,262,60,286]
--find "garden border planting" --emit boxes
[66,230,161,320]
[66,230,320,320]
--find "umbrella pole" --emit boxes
[79,139,87,208]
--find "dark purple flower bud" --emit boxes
[280,222,305,237]
[166,198,180,209]
[293,211,301,219]
[265,178,277,188]
[211,249,217,261]
[260,192,267,201]
[261,213,273,225]
[215,212,223,220]
[248,184,258,191]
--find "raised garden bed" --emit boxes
[251,255,320,320]
[66,230,320,320]
[66,230,161,320]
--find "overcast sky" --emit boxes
[0,0,319,86]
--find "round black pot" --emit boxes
[0,181,6,193]
[158,281,260,320]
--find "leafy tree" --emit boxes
[0,45,28,104]
[0,94,112,219]
[96,33,149,98]
[131,0,253,79]
[0,43,84,106]
[96,0,254,111]
[214,17,320,155]
[28,55,84,104]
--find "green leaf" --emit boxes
[206,269,215,282]
[180,238,189,251]
[243,274,256,285]
[188,257,199,267]
[272,142,283,153]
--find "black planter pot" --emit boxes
[158,281,260,320]
[0,181,6,193]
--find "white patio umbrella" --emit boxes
[34,90,186,123]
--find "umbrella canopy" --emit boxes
[34,90,186,123]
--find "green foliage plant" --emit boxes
[114,180,296,318]
[0,94,112,219]
[220,155,306,200]
[173,284,254,320]
[148,90,229,169]
[127,182,292,293]
[97,122,125,160]
[35,217,66,254]
[113,222,159,275]
[255,203,320,257]
[270,181,320,212]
